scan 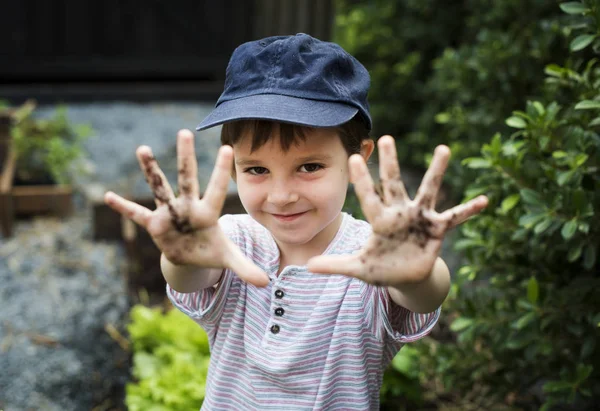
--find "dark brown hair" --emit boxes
[220,115,370,156]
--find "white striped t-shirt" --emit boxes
[167,211,440,410]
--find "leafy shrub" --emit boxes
[336,0,572,194]
[126,305,210,411]
[335,0,465,142]
[423,2,600,409]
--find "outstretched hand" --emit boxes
[307,136,488,288]
[104,129,269,287]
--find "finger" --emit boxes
[104,191,152,228]
[307,254,363,277]
[225,243,270,287]
[349,154,384,222]
[377,135,408,204]
[136,146,175,207]
[439,195,489,229]
[415,145,451,209]
[177,129,200,199]
[203,145,234,211]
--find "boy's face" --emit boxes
[232,128,361,252]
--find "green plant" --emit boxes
[380,345,426,410]
[126,304,211,411]
[425,2,600,409]
[335,0,572,198]
[6,100,92,185]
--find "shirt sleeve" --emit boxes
[379,286,440,343]
[166,214,242,326]
[360,281,440,343]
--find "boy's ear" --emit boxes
[360,139,375,162]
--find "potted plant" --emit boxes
[0,99,92,237]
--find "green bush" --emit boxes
[126,305,210,411]
[336,0,572,194]
[422,2,600,409]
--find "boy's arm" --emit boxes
[387,257,450,314]
[160,253,224,293]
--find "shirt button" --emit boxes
[275,307,285,316]
[275,289,284,299]
[270,324,280,334]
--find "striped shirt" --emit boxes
[167,212,440,410]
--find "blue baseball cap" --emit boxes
[196,33,372,131]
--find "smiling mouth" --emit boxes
[272,211,307,221]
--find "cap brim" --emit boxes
[196,94,359,130]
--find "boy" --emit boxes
[104,33,488,410]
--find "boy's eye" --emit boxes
[245,166,269,175]
[299,163,323,173]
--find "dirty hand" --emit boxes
[307,135,488,288]
[104,129,268,287]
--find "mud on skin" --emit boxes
[145,156,194,234]
[178,160,193,196]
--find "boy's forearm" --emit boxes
[387,257,450,314]
[160,253,223,293]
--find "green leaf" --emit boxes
[588,117,600,126]
[463,158,491,169]
[519,213,545,229]
[583,244,596,270]
[533,101,545,115]
[570,34,596,51]
[568,244,583,262]
[575,99,600,109]
[454,238,484,251]
[578,221,590,234]
[450,317,473,332]
[560,2,589,14]
[561,218,578,240]
[575,153,589,166]
[534,218,553,234]
[557,170,574,186]
[576,364,593,382]
[514,312,536,330]
[501,194,520,213]
[552,150,567,159]
[527,277,539,303]
[434,112,451,124]
[520,189,544,207]
[543,380,573,393]
[506,334,532,350]
[545,63,565,77]
[506,116,527,128]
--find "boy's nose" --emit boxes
[267,181,299,206]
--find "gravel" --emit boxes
[0,211,130,411]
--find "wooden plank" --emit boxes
[0,143,15,238]
[0,145,16,195]
[11,185,73,217]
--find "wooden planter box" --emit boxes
[0,113,73,238]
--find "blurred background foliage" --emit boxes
[337,0,599,410]
[125,1,599,410]
[335,0,576,192]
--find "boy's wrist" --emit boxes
[387,258,450,313]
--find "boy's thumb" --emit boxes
[226,247,270,287]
